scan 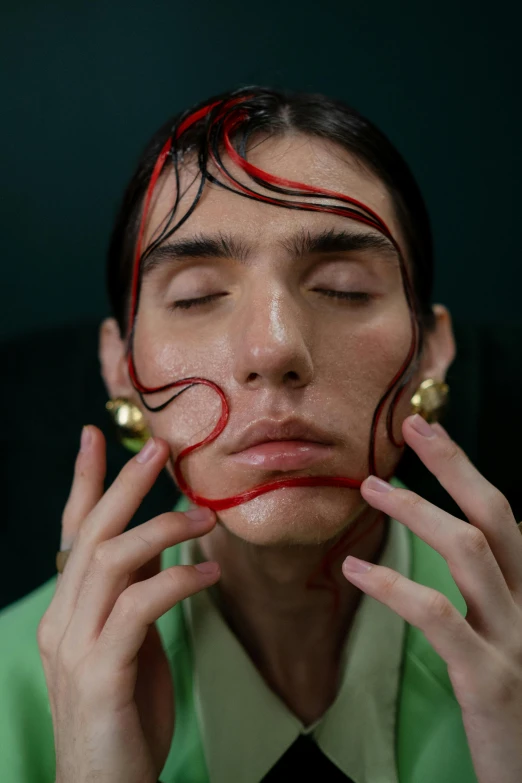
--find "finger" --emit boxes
[82,437,172,542]
[63,508,216,652]
[402,414,522,596]
[51,437,171,626]
[91,561,220,680]
[342,560,481,669]
[60,426,106,549]
[57,426,107,590]
[360,478,516,640]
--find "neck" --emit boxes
[197,504,389,725]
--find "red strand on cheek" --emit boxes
[125,94,418,524]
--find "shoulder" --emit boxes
[0,578,57,782]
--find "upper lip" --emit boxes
[229,418,335,454]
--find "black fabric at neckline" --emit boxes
[261,734,355,782]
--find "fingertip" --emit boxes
[75,425,107,481]
[402,414,417,432]
[78,424,106,454]
[80,425,92,453]
[184,506,215,523]
[194,561,220,577]
[153,436,172,458]
[135,436,171,465]
[404,414,436,439]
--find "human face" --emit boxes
[131,133,418,546]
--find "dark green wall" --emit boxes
[2,1,520,339]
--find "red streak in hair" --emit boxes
[125,95,416,546]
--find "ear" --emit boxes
[98,317,137,402]
[417,304,456,382]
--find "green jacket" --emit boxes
[0,500,478,782]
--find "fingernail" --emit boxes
[432,422,451,440]
[344,556,373,574]
[80,425,92,452]
[136,438,158,464]
[366,475,393,493]
[195,561,220,575]
[410,414,435,438]
[184,507,214,522]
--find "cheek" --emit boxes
[133,308,235,385]
[315,305,413,400]
[133,298,415,508]
[312,305,414,470]
[132,316,233,454]
[132,319,194,385]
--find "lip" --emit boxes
[229,440,333,471]
[229,418,335,453]
[227,418,335,471]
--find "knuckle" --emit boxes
[154,512,180,536]
[129,532,154,554]
[486,487,512,519]
[37,616,55,657]
[114,587,141,623]
[162,565,200,597]
[426,590,454,621]
[379,569,401,599]
[443,442,461,466]
[162,566,184,591]
[456,526,490,558]
[91,540,114,570]
[402,491,424,513]
[490,658,522,707]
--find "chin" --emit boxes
[214,485,367,547]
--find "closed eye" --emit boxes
[313,289,372,303]
[170,293,228,310]
[170,289,372,311]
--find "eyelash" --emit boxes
[171,290,372,310]
[171,293,227,310]
[312,289,371,303]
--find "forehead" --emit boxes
[143,133,403,252]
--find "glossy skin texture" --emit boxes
[100,132,455,724]
[96,131,522,783]
[104,133,452,545]
[39,132,458,783]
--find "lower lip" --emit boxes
[229,441,333,471]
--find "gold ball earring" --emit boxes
[106,379,449,453]
[410,378,449,424]
[106,397,151,453]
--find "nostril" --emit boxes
[285,371,300,382]
[246,372,259,382]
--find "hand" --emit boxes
[37,425,220,783]
[341,414,522,783]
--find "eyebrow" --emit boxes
[141,227,399,276]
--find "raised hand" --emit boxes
[37,425,220,783]
[342,414,522,783]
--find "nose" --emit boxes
[231,285,314,391]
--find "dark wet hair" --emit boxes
[107,85,436,340]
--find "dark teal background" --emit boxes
[1,1,520,339]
